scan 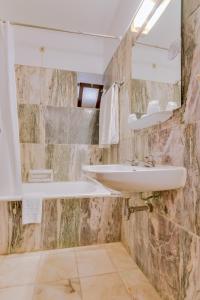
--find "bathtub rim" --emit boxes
[0,180,121,202]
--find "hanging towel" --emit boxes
[22,194,44,225]
[99,83,119,147]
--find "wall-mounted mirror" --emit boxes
[131,0,181,119]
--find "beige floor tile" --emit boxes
[36,251,78,283]
[105,242,138,271]
[0,255,41,288]
[0,285,34,300]
[74,244,103,252]
[41,247,74,256]
[120,269,161,300]
[81,273,131,300]
[76,247,115,277]
[0,251,42,259]
[33,279,82,300]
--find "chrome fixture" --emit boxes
[127,203,153,219]
[0,20,120,40]
[125,192,160,220]
[127,155,156,167]
[126,159,140,166]
[144,155,156,167]
[125,198,153,220]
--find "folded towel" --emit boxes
[99,83,119,148]
[22,193,44,225]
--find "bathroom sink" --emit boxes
[82,164,187,193]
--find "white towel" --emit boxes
[22,193,44,225]
[99,83,119,148]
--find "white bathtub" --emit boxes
[0,181,113,202]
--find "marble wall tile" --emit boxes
[103,2,200,298]
[41,68,77,107]
[183,6,200,121]
[45,107,70,144]
[0,197,122,255]
[179,229,200,300]
[18,104,44,144]
[17,64,100,184]
[122,207,200,300]
[183,0,200,19]
[58,198,81,248]
[45,144,103,181]
[20,144,45,182]
[79,197,122,245]
[7,202,41,254]
[147,214,181,300]
[15,65,42,105]
[148,214,200,300]
[0,202,9,254]
[102,145,118,164]
[15,65,77,107]
[45,106,99,145]
[131,79,181,113]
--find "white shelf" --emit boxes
[128,111,173,130]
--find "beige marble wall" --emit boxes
[0,196,122,255]
[15,65,77,107]
[0,65,123,256]
[131,79,181,113]
[16,65,101,182]
[103,1,200,299]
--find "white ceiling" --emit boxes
[0,0,141,73]
[0,0,140,37]
[0,0,181,75]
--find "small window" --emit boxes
[78,83,104,108]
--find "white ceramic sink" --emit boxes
[82,164,187,193]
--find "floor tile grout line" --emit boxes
[0,276,83,290]
[0,243,162,299]
[104,242,138,273]
[116,271,133,300]
[0,248,75,260]
[73,247,83,300]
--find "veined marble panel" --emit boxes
[42,68,77,107]
[45,106,99,145]
[15,65,77,107]
[131,79,181,113]
[45,144,102,181]
[183,6,200,122]
[101,1,200,299]
[18,104,44,144]
[0,197,122,255]
[20,143,46,182]
[122,203,200,300]
[183,0,200,19]
[15,65,42,105]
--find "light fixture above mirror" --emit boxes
[131,0,172,35]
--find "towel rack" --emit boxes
[114,81,125,87]
[103,81,124,94]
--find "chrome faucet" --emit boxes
[144,155,156,167]
[126,155,156,167]
[126,159,139,166]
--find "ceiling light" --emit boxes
[143,0,172,34]
[131,0,157,33]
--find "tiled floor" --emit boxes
[0,243,161,300]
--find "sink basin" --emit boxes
[82,164,187,193]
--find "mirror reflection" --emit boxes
[131,0,181,116]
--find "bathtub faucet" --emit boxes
[144,155,156,167]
